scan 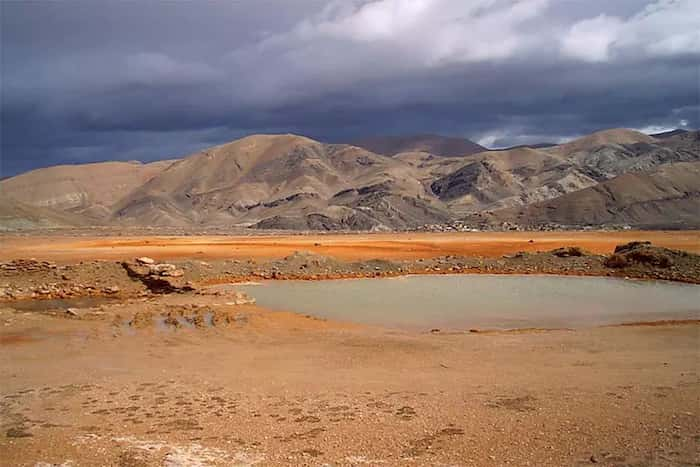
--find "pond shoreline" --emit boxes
[234,274,700,331]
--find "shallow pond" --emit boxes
[237,275,700,330]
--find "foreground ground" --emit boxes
[1,295,698,466]
[1,231,699,466]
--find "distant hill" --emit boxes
[0,160,174,221]
[0,196,84,231]
[351,134,487,157]
[1,128,699,231]
[474,162,700,228]
[547,129,657,156]
[501,142,557,150]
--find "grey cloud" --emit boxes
[1,0,698,177]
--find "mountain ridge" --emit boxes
[1,129,698,231]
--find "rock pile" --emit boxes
[605,241,675,268]
[0,259,57,275]
[0,282,120,301]
[122,257,194,293]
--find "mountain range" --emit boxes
[1,128,698,231]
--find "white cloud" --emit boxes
[561,14,623,62]
[562,0,700,62]
[227,0,556,105]
[287,0,551,65]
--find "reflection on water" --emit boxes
[237,275,700,330]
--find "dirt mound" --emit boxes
[605,241,692,268]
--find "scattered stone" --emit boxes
[136,257,155,265]
[104,286,120,294]
[65,308,80,317]
[224,291,256,306]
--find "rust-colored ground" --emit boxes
[1,299,699,466]
[2,230,698,263]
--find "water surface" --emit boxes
[237,275,700,330]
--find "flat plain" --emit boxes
[1,230,698,466]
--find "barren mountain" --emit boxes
[0,196,83,231]
[430,147,596,215]
[1,129,698,231]
[472,162,700,229]
[112,134,447,230]
[351,134,487,157]
[547,128,657,156]
[429,130,699,217]
[1,160,173,221]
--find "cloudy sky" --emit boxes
[1,0,698,176]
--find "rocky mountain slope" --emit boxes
[471,161,700,229]
[1,129,698,231]
[111,134,447,230]
[1,160,174,221]
[0,197,84,231]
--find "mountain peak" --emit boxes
[553,128,657,155]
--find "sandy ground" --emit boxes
[1,231,699,466]
[0,295,698,466]
[2,230,699,263]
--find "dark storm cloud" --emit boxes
[1,0,698,175]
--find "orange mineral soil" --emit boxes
[1,230,698,263]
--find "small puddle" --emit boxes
[151,311,215,332]
[202,312,214,327]
[237,275,700,330]
[176,315,195,329]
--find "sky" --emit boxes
[1,0,699,176]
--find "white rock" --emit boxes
[136,257,155,265]
[151,263,176,274]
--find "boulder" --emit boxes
[122,259,195,293]
[151,263,176,275]
[136,257,155,265]
[162,269,184,278]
